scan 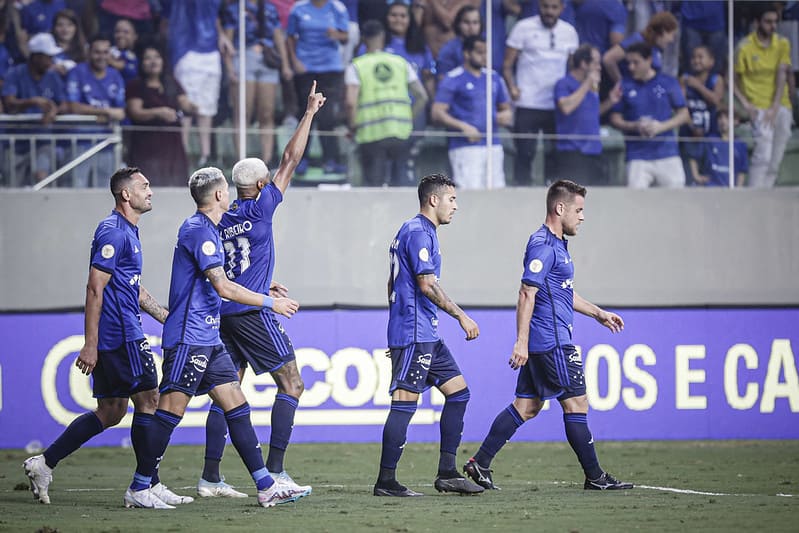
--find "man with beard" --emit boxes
[463,180,633,492]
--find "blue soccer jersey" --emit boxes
[162,213,226,348]
[681,73,720,138]
[554,73,602,155]
[697,136,749,187]
[435,66,509,150]
[222,0,281,48]
[387,214,441,348]
[20,0,66,34]
[162,0,223,66]
[521,225,575,353]
[218,182,283,316]
[89,211,145,351]
[287,0,349,73]
[2,64,65,111]
[66,63,126,109]
[436,37,463,77]
[614,72,686,161]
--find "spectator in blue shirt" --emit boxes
[2,32,67,184]
[437,5,482,80]
[603,11,678,84]
[50,9,85,78]
[287,0,349,175]
[680,0,726,75]
[687,110,748,187]
[66,35,125,187]
[609,42,689,188]
[433,35,511,189]
[108,18,138,82]
[553,44,621,186]
[572,0,626,56]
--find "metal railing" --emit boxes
[0,114,121,189]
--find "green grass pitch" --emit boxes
[2,441,797,532]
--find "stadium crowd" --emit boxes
[1,0,797,188]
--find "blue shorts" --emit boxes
[93,338,158,398]
[388,340,462,394]
[159,343,239,396]
[220,310,295,375]
[516,345,586,401]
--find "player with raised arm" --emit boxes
[123,167,306,509]
[24,168,191,507]
[464,180,633,492]
[197,82,326,500]
[374,173,484,497]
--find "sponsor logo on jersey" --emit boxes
[529,259,543,273]
[201,241,217,256]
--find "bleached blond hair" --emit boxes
[232,158,269,187]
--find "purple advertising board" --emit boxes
[0,308,797,449]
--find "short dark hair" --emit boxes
[362,19,384,40]
[88,33,111,47]
[625,41,652,60]
[453,5,481,37]
[571,43,595,69]
[462,34,485,53]
[546,179,586,215]
[110,167,142,198]
[418,173,456,205]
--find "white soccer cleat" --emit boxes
[123,487,175,509]
[257,482,295,508]
[197,477,248,498]
[23,455,53,504]
[150,482,194,504]
[275,471,312,502]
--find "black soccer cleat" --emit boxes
[463,458,500,490]
[373,480,424,497]
[434,471,484,495]
[584,471,634,490]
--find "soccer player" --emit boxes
[464,179,634,492]
[123,166,308,508]
[23,167,191,507]
[198,81,326,499]
[374,173,484,497]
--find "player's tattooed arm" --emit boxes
[417,273,479,340]
[139,286,168,324]
[205,266,298,317]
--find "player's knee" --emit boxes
[95,400,128,427]
[515,398,543,420]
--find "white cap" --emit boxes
[28,33,63,56]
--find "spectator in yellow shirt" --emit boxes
[734,5,793,188]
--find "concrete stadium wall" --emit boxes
[1,187,797,310]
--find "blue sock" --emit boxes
[474,404,525,468]
[378,400,417,483]
[266,393,298,473]
[131,413,154,484]
[563,413,602,480]
[438,388,470,475]
[129,409,181,491]
[43,412,104,469]
[225,403,274,490]
[202,404,227,483]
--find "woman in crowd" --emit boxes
[125,44,196,186]
[222,0,290,165]
[50,9,85,78]
[603,11,678,84]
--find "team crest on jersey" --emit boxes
[529,259,543,273]
[189,354,208,372]
[417,353,432,370]
[101,244,115,259]
[419,247,430,262]
[201,240,217,256]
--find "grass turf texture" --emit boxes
[1,441,797,532]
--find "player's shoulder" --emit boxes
[446,66,465,79]
[527,225,556,250]
[330,0,347,14]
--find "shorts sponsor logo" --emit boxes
[190,354,208,372]
[529,259,543,273]
[417,352,432,370]
[101,244,115,259]
[568,350,582,366]
[139,340,152,353]
[201,240,217,256]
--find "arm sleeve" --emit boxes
[187,226,224,272]
[90,228,126,274]
[255,181,283,217]
[780,38,792,67]
[434,75,455,105]
[669,76,687,108]
[496,72,510,104]
[406,61,419,83]
[506,19,525,49]
[287,8,299,37]
[737,141,749,173]
[2,67,18,97]
[334,2,349,31]
[344,63,359,85]
[521,242,556,288]
[609,2,628,35]
[112,72,126,107]
[406,230,436,275]
[65,70,81,102]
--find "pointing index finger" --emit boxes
[310,80,317,96]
